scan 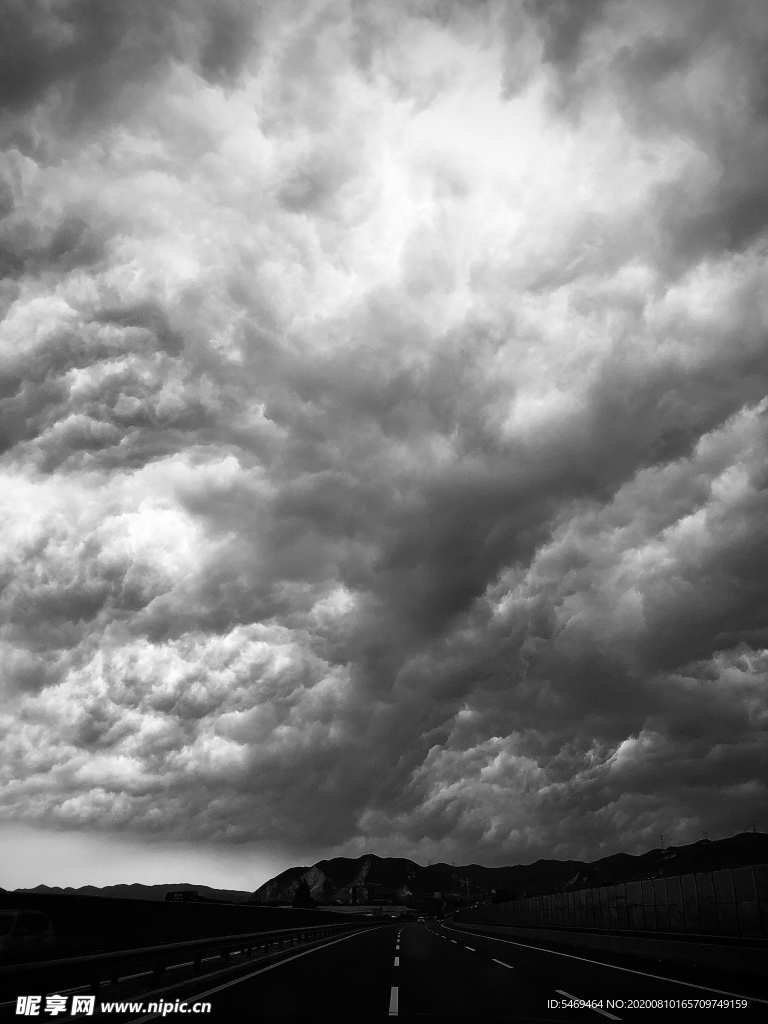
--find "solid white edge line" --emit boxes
[127,926,388,1023]
[492,958,513,968]
[442,924,768,1005]
[556,988,621,1021]
[389,985,398,1016]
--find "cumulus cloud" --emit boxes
[1,0,766,871]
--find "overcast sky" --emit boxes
[1,0,767,891]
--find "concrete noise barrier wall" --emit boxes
[456,863,768,942]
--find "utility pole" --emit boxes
[660,834,664,849]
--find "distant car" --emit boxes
[0,911,57,963]
[417,916,425,922]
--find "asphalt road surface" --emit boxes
[116,920,768,1024]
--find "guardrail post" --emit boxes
[193,955,201,973]
[152,963,166,980]
[89,977,100,995]
[220,951,229,965]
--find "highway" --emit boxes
[112,920,768,1023]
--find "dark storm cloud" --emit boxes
[0,207,105,283]
[519,0,768,266]
[617,6,768,266]
[526,0,610,71]
[0,297,205,471]
[0,0,766,865]
[0,0,261,116]
[94,303,184,357]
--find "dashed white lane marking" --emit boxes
[450,939,458,943]
[442,924,768,1005]
[556,989,621,1021]
[394,956,399,966]
[492,958,513,968]
[465,946,476,952]
[389,986,399,1016]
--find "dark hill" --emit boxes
[246,866,313,904]
[314,855,451,892]
[429,858,586,894]
[251,831,768,904]
[15,883,251,903]
[251,853,449,905]
[565,832,768,890]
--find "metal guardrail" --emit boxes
[0,920,379,998]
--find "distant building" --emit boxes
[165,890,205,903]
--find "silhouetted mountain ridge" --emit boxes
[14,883,251,903]
[251,832,768,904]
